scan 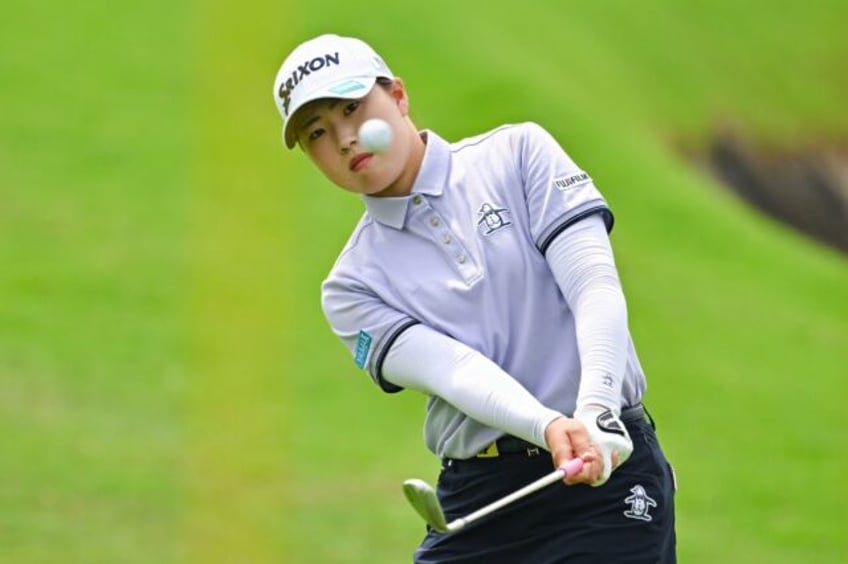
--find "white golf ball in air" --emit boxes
[358,118,393,153]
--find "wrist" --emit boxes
[540,412,567,447]
[575,402,620,417]
[576,373,623,414]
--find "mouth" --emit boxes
[349,153,374,172]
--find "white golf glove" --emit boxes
[574,405,633,487]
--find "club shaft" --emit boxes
[446,467,566,532]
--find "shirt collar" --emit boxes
[361,130,451,229]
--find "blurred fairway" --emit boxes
[1,1,847,563]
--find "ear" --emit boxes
[389,77,410,116]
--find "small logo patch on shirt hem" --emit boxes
[354,330,373,369]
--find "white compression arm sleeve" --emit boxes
[381,324,563,449]
[546,214,629,411]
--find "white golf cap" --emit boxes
[273,34,394,149]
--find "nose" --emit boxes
[338,124,358,155]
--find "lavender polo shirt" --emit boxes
[321,123,646,459]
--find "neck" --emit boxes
[377,120,426,197]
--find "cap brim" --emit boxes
[282,76,378,149]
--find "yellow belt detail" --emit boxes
[476,442,500,458]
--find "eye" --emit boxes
[307,128,325,141]
[343,101,360,116]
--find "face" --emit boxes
[291,79,418,197]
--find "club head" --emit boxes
[402,479,449,533]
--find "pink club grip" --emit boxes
[560,457,584,478]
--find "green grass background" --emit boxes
[2,1,846,562]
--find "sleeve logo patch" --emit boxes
[354,330,373,369]
[553,172,591,191]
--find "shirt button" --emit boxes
[430,217,440,227]
[412,195,422,205]
[442,234,452,244]
[457,254,467,264]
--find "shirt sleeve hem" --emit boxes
[538,206,614,256]
[373,319,421,393]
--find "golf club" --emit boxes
[403,457,584,534]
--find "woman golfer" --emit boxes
[273,33,676,563]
